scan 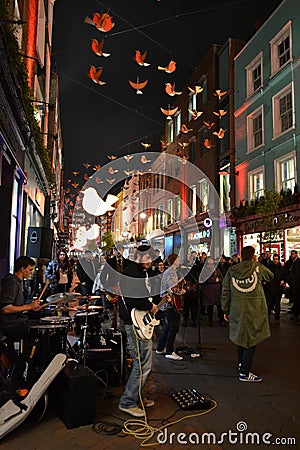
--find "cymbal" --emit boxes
[87,305,104,310]
[46,292,82,303]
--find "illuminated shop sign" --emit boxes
[187,230,210,241]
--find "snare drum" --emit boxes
[41,316,72,331]
[29,324,67,369]
[74,311,101,336]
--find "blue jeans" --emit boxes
[157,308,180,355]
[119,324,153,408]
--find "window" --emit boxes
[167,199,173,224]
[275,151,296,193]
[175,195,181,218]
[272,83,294,138]
[247,106,264,152]
[167,159,172,182]
[246,52,263,97]
[174,112,181,135]
[166,119,174,143]
[191,185,197,216]
[189,141,196,163]
[249,167,264,200]
[199,179,208,212]
[270,22,292,76]
[188,93,197,120]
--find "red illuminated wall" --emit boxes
[26,0,38,90]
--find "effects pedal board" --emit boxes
[171,388,211,410]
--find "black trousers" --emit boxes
[237,345,256,376]
[157,308,180,355]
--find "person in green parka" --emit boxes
[221,245,274,382]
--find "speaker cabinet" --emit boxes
[82,330,124,386]
[26,227,53,259]
[49,363,98,428]
[0,186,12,258]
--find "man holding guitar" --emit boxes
[118,245,158,418]
[0,256,42,341]
[156,253,185,361]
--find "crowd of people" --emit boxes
[0,243,299,419]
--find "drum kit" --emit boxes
[28,291,117,373]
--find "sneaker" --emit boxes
[239,372,262,382]
[155,349,165,355]
[142,398,155,408]
[165,352,183,361]
[118,405,145,417]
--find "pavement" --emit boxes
[0,299,299,449]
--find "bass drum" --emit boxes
[29,324,67,370]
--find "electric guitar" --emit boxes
[131,297,166,341]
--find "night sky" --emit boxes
[52,0,282,178]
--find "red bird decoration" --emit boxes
[158,60,176,73]
[128,77,148,94]
[165,83,181,96]
[83,173,89,181]
[88,66,106,85]
[188,86,203,95]
[203,121,215,129]
[213,109,227,118]
[214,89,227,100]
[72,171,79,176]
[107,155,117,160]
[134,50,150,67]
[91,38,110,57]
[181,124,192,134]
[204,139,213,149]
[160,140,167,150]
[213,128,227,139]
[84,12,115,33]
[188,109,203,120]
[160,106,178,119]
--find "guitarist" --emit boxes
[156,253,184,361]
[118,245,158,418]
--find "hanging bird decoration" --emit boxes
[124,169,134,176]
[178,142,189,148]
[91,38,111,57]
[84,12,115,33]
[188,109,203,120]
[165,83,182,96]
[160,106,178,119]
[95,177,103,184]
[83,163,91,169]
[181,124,192,134]
[72,171,80,176]
[83,173,89,181]
[141,155,151,164]
[88,66,106,85]
[71,182,79,189]
[182,155,188,164]
[134,50,150,67]
[123,154,133,162]
[141,142,151,148]
[93,164,101,171]
[203,121,215,129]
[160,140,167,150]
[213,128,227,139]
[188,86,203,95]
[213,109,227,118]
[158,60,176,73]
[204,138,214,149]
[128,77,148,94]
[107,155,117,160]
[108,167,118,174]
[214,89,227,100]
[106,178,115,184]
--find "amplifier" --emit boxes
[82,330,124,386]
[49,362,98,428]
[171,388,211,410]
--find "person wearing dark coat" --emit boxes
[200,257,223,326]
[45,249,73,295]
[76,250,97,296]
[268,254,286,325]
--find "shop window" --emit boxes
[167,199,173,224]
[272,83,294,138]
[220,170,230,213]
[175,195,181,218]
[188,92,197,119]
[270,22,292,76]
[247,105,264,152]
[166,119,174,143]
[248,167,264,200]
[174,112,181,136]
[199,179,208,212]
[191,185,197,216]
[246,52,263,97]
[275,151,296,193]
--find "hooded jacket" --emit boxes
[221,261,274,348]
[0,273,26,332]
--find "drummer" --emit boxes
[0,256,42,341]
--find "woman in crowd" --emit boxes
[45,249,73,294]
[200,256,224,326]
